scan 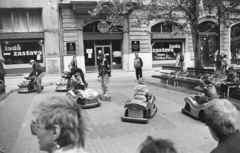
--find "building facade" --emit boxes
[0,0,61,74]
[1,0,240,74]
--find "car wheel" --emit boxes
[124,109,128,117]
[184,103,190,112]
[143,110,149,119]
[77,98,85,106]
[199,111,205,122]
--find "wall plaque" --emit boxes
[131,41,140,52]
[67,42,76,54]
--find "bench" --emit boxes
[186,68,215,79]
[152,66,181,85]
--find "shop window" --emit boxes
[83,21,123,33]
[84,41,95,66]
[151,22,183,33]
[0,9,43,33]
[112,40,122,65]
[1,40,43,64]
[152,41,182,60]
[199,21,218,32]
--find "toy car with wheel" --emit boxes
[181,95,207,122]
[18,76,43,93]
[55,71,73,92]
[121,94,158,123]
[66,83,100,109]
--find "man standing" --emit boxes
[98,53,111,97]
[178,51,184,72]
[29,59,44,93]
[205,99,240,153]
[134,53,143,80]
[68,55,78,70]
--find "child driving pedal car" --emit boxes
[195,78,218,104]
[72,72,85,94]
[134,77,150,102]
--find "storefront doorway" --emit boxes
[200,36,217,67]
[95,45,112,67]
[199,21,219,67]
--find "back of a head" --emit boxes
[139,136,177,153]
[33,95,87,148]
[205,99,239,139]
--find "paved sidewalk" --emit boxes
[0,79,219,153]
[3,69,158,97]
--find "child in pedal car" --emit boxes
[72,72,85,94]
[134,77,150,102]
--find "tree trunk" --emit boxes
[188,0,204,69]
[190,23,204,69]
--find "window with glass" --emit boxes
[0,9,43,33]
[1,40,43,64]
[199,21,218,32]
[112,40,122,65]
[83,21,123,33]
[84,41,95,66]
[152,41,182,60]
[231,23,240,59]
[151,22,183,33]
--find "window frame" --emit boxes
[0,8,43,33]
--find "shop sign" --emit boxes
[1,41,43,64]
[67,42,76,54]
[132,41,140,52]
[97,22,109,33]
[152,42,182,60]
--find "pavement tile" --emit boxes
[0,79,234,153]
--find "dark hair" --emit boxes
[139,136,177,153]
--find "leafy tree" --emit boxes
[90,0,240,68]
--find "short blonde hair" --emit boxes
[205,99,239,139]
[33,95,87,148]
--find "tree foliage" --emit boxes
[89,0,240,68]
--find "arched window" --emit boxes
[83,21,124,33]
[231,23,240,39]
[151,22,183,33]
[199,21,218,32]
[231,23,240,59]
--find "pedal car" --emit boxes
[18,76,43,93]
[181,95,207,122]
[55,71,73,92]
[121,94,158,123]
[66,84,100,109]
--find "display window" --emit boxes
[1,40,43,64]
[152,41,182,60]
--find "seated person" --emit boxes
[195,78,218,105]
[72,72,85,94]
[220,67,240,98]
[26,75,36,90]
[134,77,150,101]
